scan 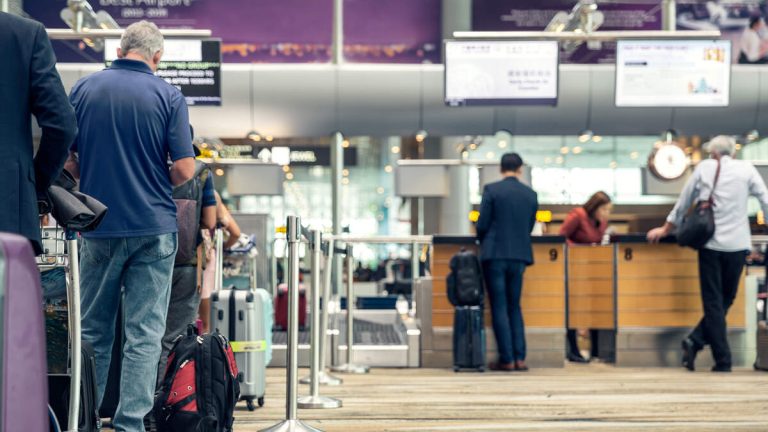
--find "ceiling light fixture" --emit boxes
[415,129,428,143]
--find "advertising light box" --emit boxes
[615,40,731,107]
[445,40,559,106]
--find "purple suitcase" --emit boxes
[0,233,48,432]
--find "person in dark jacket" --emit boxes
[476,153,539,372]
[0,12,77,253]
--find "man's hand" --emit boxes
[647,223,673,243]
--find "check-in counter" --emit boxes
[420,234,756,369]
[425,235,566,368]
[613,235,751,367]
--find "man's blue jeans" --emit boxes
[482,259,526,364]
[80,233,177,431]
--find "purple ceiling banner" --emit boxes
[24,0,333,63]
[344,0,441,63]
[472,0,662,64]
[23,0,440,63]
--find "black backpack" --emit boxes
[173,161,211,265]
[446,249,484,307]
[154,326,240,432]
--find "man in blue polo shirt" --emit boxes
[67,20,195,431]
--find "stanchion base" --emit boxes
[300,371,343,386]
[259,419,323,432]
[330,363,370,374]
[297,395,342,409]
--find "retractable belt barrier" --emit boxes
[330,244,370,375]
[297,229,342,409]
[260,216,323,432]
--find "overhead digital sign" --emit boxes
[106,38,222,106]
[444,40,559,106]
[615,40,731,107]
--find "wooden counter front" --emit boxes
[431,242,566,329]
[567,245,615,329]
[615,243,745,328]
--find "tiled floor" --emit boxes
[225,364,768,431]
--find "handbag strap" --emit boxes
[708,157,722,205]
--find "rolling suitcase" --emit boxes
[274,283,306,330]
[0,232,49,432]
[453,305,486,372]
[48,342,100,431]
[211,287,269,411]
[755,280,768,371]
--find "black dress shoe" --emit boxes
[681,338,698,372]
[711,364,732,373]
[567,352,589,363]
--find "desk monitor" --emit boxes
[226,164,284,196]
[616,40,731,107]
[445,40,559,106]
[754,163,768,187]
[395,164,450,197]
[641,167,692,196]
[478,163,532,189]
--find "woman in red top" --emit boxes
[559,191,613,363]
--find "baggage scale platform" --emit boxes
[270,309,420,368]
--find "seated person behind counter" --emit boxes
[559,191,613,363]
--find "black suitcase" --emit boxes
[48,342,101,431]
[453,306,486,372]
[755,280,768,371]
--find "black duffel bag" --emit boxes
[677,159,720,250]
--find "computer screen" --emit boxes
[444,40,559,106]
[615,40,731,107]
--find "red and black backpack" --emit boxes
[154,325,240,432]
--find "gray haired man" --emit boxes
[67,20,195,430]
[648,135,768,372]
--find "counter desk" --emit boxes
[612,235,752,367]
[421,235,755,369]
[424,235,567,368]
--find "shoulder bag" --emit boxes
[677,158,721,250]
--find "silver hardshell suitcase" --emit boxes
[210,229,269,411]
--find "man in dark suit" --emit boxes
[0,12,77,253]
[476,153,538,372]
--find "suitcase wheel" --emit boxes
[246,398,256,411]
[258,396,265,407]
[477,366,485,373]
[453,366,460,373]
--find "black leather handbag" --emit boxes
[677,159,721,250]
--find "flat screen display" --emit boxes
[105,39,222,106]
[615,40,731,107]
[445,40,559,106]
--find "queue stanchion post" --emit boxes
[297,230,342,409]
[66,229,82,432]
[301,237,342,386]
[260,216,323,432]
[330,245,370,374]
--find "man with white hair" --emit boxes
[67,20,195,430]
[648,135,768,372]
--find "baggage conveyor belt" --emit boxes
[270,309,420,368]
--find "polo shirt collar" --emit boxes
[110,59,154,75]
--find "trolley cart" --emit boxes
[38,226,100,432]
